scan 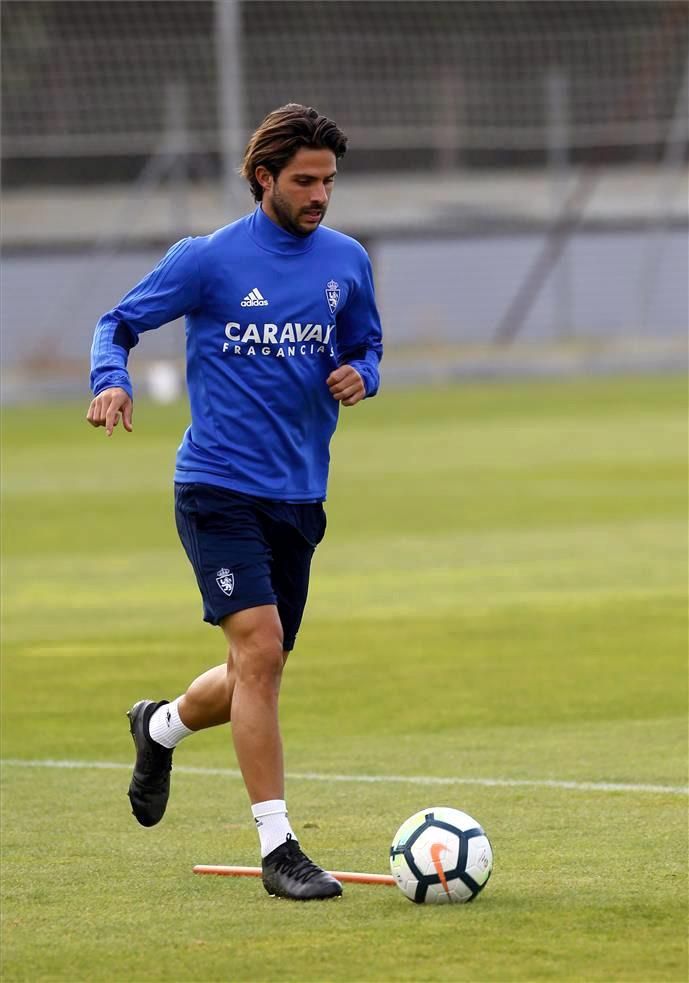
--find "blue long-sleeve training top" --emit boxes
[90,206,383,502]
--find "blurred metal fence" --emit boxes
[3,1,687,168]
[1,1,687,400]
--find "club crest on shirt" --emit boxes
[325,279,340,316]
[216,568,235,597]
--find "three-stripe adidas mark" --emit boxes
[240,288,269,307]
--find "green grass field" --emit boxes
[1,375,687,982]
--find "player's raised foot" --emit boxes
[126,699,173,827]
[262,834,343,900]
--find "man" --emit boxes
[87,104,383,901]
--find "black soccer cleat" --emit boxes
[261,834,343,900]
[126,699,173,827]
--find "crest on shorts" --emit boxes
[325,279,340,316]
[216,568,235,597]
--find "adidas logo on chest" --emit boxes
[241,288,269,307]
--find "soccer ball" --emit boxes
[389,806,493,904]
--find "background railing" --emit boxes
[1,0,687,400]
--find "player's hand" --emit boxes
[86,387,133,436]
[327,365,365,407]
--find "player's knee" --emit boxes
[233,629,284,687]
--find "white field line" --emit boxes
[1,758,686,796]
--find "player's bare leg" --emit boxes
[178,652,290,730]
[222,604,341,899]
[221,604,286,804]
[126,605,340,897]
[128,604,288,825]
[126,649,289,827]
[179,663,233,728]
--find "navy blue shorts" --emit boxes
[174,482,326,651]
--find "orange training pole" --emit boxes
[193,864,396,886]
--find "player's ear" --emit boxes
[255,165,273,195]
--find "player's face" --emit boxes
[259,148,337,237]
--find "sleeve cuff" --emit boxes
[349,360,379,399]
[92,372,133,399]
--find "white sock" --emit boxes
[148,698,193,749]
[251,799,295,857]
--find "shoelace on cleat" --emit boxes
[271,834,329,884]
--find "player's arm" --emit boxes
[87,237,201,435]
[327,251,383,407]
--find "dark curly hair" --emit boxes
[241,104,348,202]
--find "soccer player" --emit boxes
[87,104,383,901]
